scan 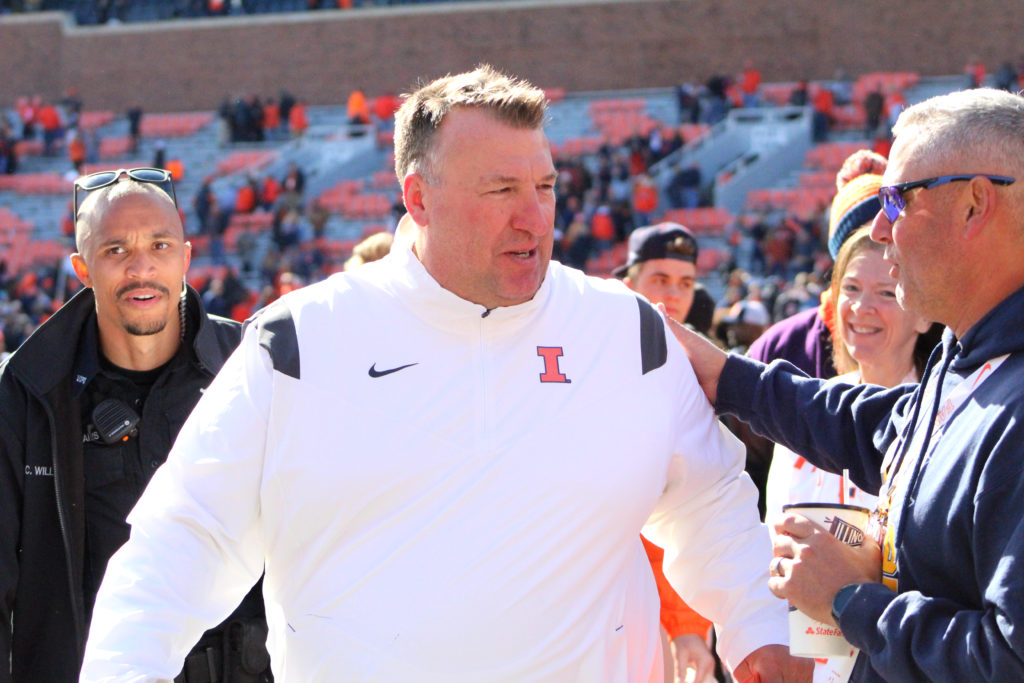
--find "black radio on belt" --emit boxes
[83,398,140,445]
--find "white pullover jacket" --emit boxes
[81,239,786,681]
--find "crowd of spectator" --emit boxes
[3,56,1023,358]
[0,0,492,25]
[1,89,87,175]
[216,91,307,145]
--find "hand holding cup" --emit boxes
[770,504,882,657]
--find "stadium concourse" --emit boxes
[0,66,1000,358]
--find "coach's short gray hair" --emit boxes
[393,64,548,184]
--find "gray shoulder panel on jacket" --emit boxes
[636,297,667,375]
[252,300,300,380]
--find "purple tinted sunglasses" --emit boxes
[878,174,1015,222]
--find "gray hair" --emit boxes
[393,64,548,183]
[892,88,1024,175]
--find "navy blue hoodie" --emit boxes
[716,284,1024,681]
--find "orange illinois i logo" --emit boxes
[537,346,571,383]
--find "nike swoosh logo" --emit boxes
[368,362,419,378]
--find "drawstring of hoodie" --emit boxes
[882,340,944,490]
[887,337,956,542]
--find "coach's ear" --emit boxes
[403,171,429,228]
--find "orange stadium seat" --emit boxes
[553,136,602,159]
[760,82,798,106]
[543,87,566,103]
[584,242,628,277]
[0,207,32,230]
[678,124,710,144]
[831,104,866,129]
[0,173,72,195]
[661,207,733,236]
[696,247,727,274]
[187,234,210,256]
[229,211,274,232]
[215,150,277,176]
[79,111,116,130]
[851,72,919,102]
[320,238,359,261]
[99,136,132,159]
[371,170,397,190]
[141,112,214,138]
[20,239,66,269]
[589,99,646,114]
[804,142,864,173]
[13,139,43,157]
[799,170,835,188]
[744,189,773,211]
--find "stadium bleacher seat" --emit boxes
[370,170,397,190]
[543,87,566,103]
[851,72,919,103]
[696,246,728,275]
[0,173,72,195]
[678,124,711,144]
[214,150,278,176]
[759,82,798,107]
[98,136,133,159]
[804,142,865,173]
[13,140,43,158]
[660,207,733,236]
[79,111,116,130]
[584,241,628,277]
[141,112,214,138]
[831,104,866,129]
[551,136,602,159]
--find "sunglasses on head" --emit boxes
[73,167,177,222]
[877,174,1015,223]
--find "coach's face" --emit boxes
[870,130,959,326]
[405,107,557,309]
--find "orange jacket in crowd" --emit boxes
[289,103,309,135]
[590,206,615,241]
[642,537,714,640]
[812,87,834,117]
[740,67,762,96]
[372,93,400,121]
[235,184,257,213]
[38,104,61,132]
[347,90,370,124]
[67,136,86,165]
[632,179,659,214]
[263,102,281,131]
[262,176,281,206]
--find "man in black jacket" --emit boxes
[0,169,270,682]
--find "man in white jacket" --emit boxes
[81,65,807,682]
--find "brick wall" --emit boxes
[1,0,1021,111]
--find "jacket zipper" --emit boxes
[43,400,86,655]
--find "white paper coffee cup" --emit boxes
[781,502,870,658]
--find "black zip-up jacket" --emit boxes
[0,285,257,682]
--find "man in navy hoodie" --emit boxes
[667,87,1024,681]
